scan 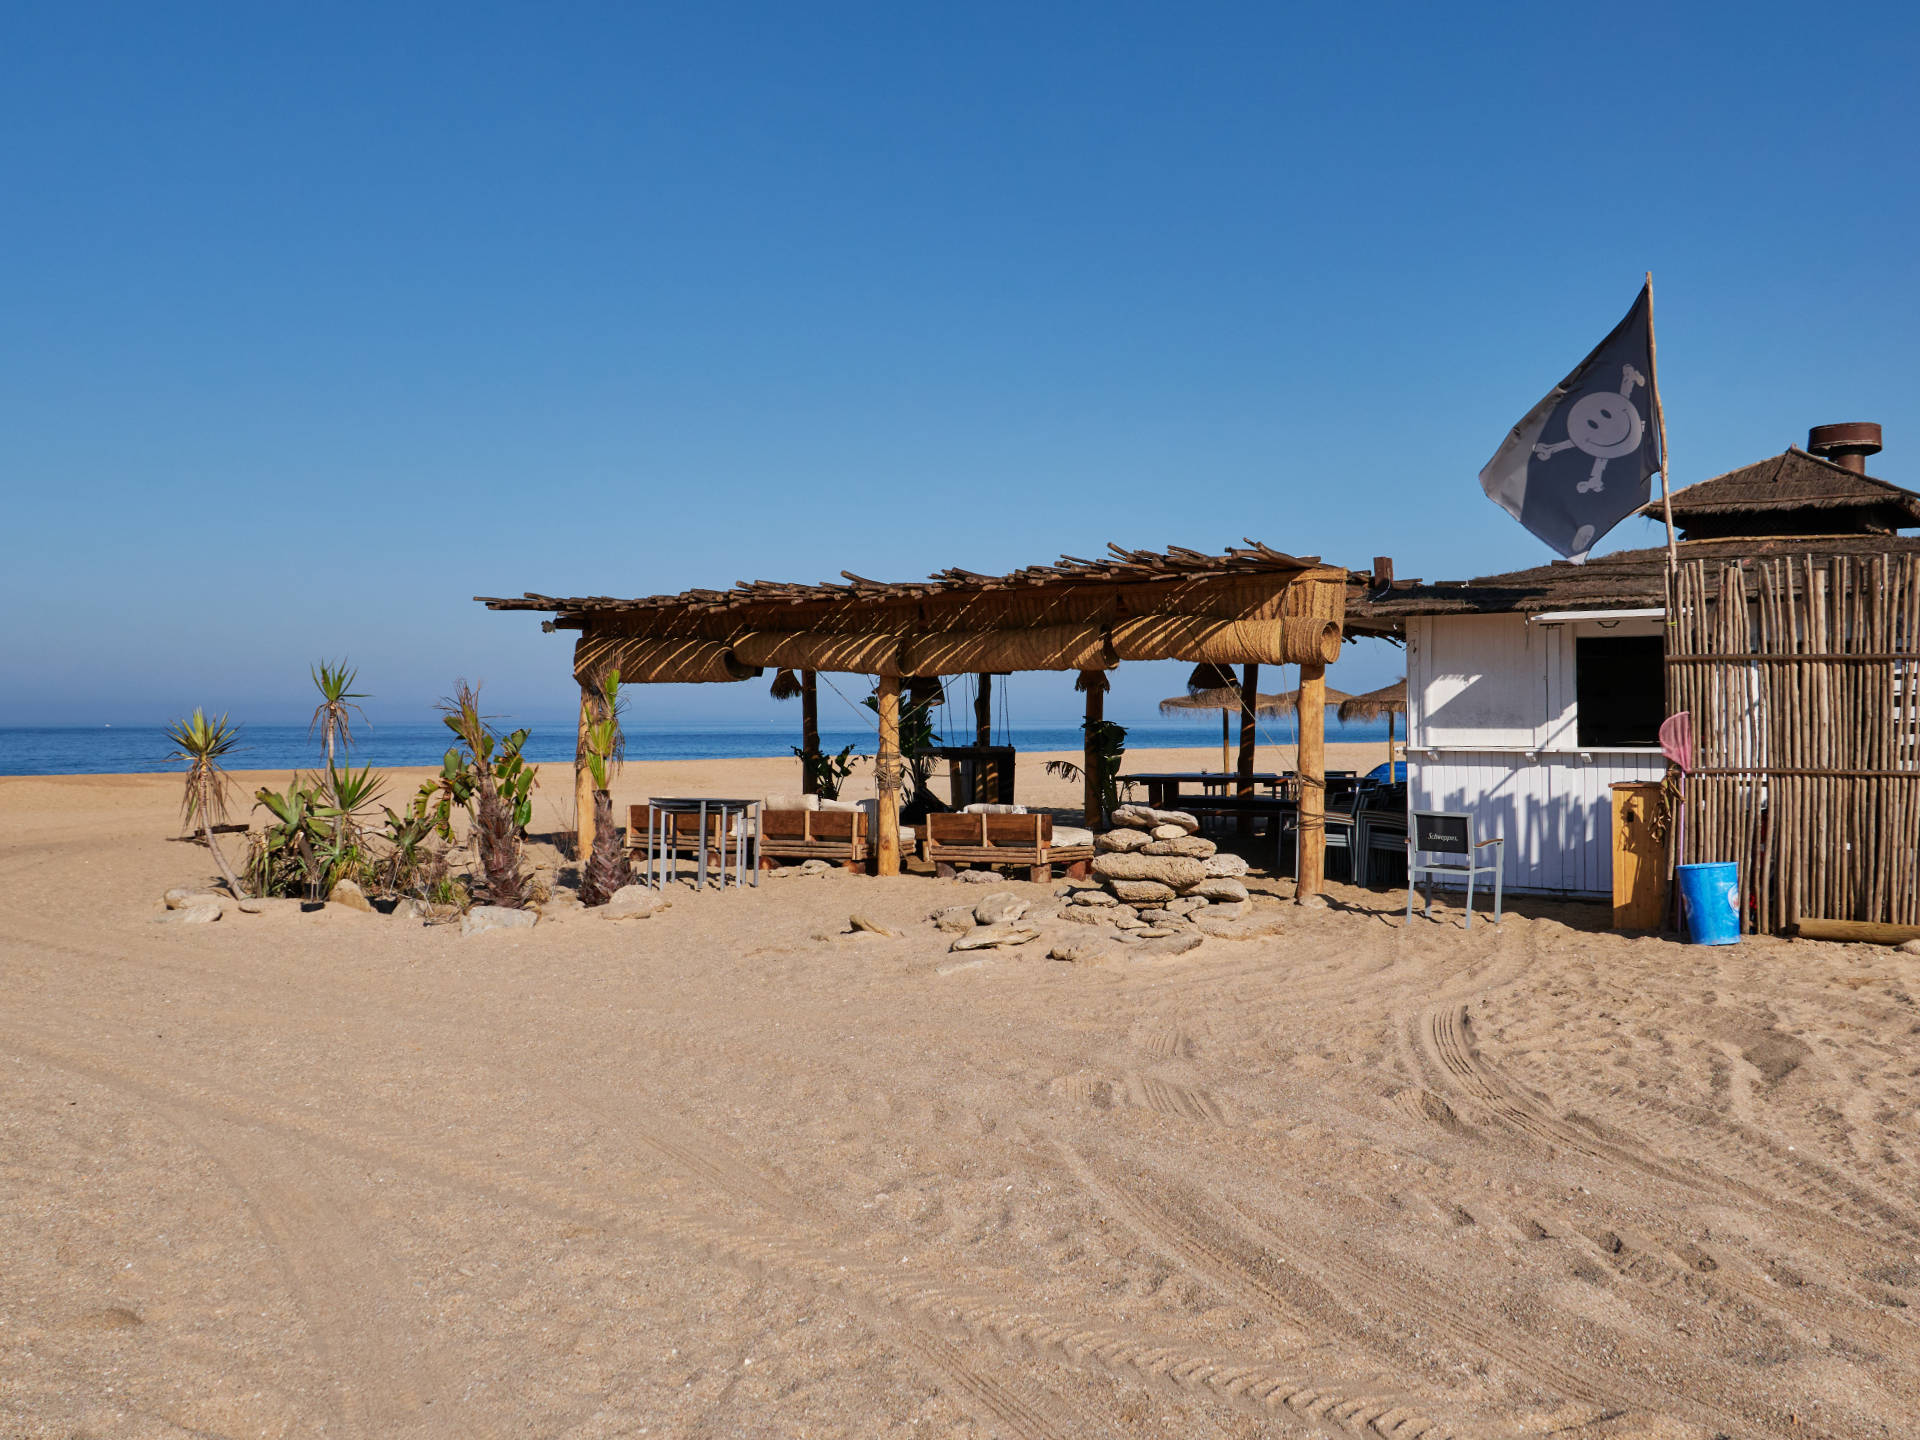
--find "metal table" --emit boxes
[641,798,761,890]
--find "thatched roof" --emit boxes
[481,539,1356,682]
[1338,679,1405,723]
[1637,448,1920,540]
[1351,533,1920,632]
[1159,689,1300,717]
[1259,685,1355,715]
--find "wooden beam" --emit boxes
[875,675,902,876]
[1236,661,1258,840]
[1082,673,1103,827]
[800,670,820,795]
[1793,918,1920,945]
[1296,661,1326,902]
[975,672,993,748]
[574,684,597,864]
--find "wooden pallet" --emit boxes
[922,813,1092,882]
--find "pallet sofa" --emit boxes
[922,806,1095,882]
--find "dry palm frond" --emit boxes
[1158,689,1297,716]
[769,668,804,700]
[1337,678,1407,724]
[1184,663,1238,694]
[1074,670,1111,693]
[1260,684,1357,716]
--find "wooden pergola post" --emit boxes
[974,672,993,747]
[1296,661,1326,901]
[1081,671,1104,827]
[1236,661,1259,839]
[800,670,821,794]
[574,683,597,863]
[874,675,902,876]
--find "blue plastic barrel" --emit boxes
[1676,862,1742,945]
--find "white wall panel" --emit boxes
[1408,750,1667,896]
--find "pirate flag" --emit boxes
[1479,282,1664,563]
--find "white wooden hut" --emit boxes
[1351,425,1920,898]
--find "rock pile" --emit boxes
[1058,804,1271,941]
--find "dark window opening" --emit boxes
[1576,635,1664,747]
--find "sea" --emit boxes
[0,719,1393,778]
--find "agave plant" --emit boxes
[250,777,326,898]
[317,762,385,845]
[378,806,444,900]
[309,659,368,768]
[165,709,247,896]
[578,671,634,906]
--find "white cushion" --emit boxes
[961,802,1027,814]
[762,793,819,813]
[1051,825,1095,847]
[817,798,859,812]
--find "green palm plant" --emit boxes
[437,681,537,908]
[578,670,634,906]
[250,777,326,898]
[165,709,247,896]
[309,659,368,768]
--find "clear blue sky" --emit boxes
[6,3,1916,732]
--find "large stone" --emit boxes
[1202,853,1250,878]
[957,869,1001,885]
[1205,900,1252,919]
[1091,852,1209,891]
[602,885,670,921]
[1095,827,1151,853]
[1111,805,1199,834]
[1109,879,1176,905]
[1050,938,1118,964]
[950,923,1041,952]
[973,892,1030,926]
[155,902,221,925]
[1149,824,1187,840]
[1057,906,1117,927]
[166,889,228,911]
[932,905,978,934]
[462,905,538,935]
[1193,913,1286,941]
[1132,933,1204,959]
[392,897,432,922]
[1166,896,1210,916]
[1143,836,1217,859]
[1110,909,1149,931]
[1068,888,1117,907]
[1901,938,1920,956]
[1191,877,1249,903]
[327,879,374,913]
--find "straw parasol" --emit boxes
[1159,664,1304,774]
[1337,678,1406,779]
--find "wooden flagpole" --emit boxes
[1645,271,1678,571]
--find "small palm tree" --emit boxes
[578,670,634,906]
[309,659,368,768]
[166,709,247,896]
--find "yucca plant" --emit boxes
[166,709,247,896]
[378,806,444,900]
[578,670,634,906]
[309,659,368,768]
[437,681,537,908]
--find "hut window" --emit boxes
[1575,635,1664,747]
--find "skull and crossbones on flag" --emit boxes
[1479,282,1664,563]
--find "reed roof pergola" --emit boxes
[480,540,1352,893]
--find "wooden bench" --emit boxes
[922,812,1094,882]
[756,807,870,873]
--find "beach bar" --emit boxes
[480,541,1352,893]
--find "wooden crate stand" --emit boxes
[755,807,870,873]
[923,812,1093,883]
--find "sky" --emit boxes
[5,2,1917,733]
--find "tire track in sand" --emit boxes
[167,1108,473,1440]
[1056,1141,1793,1438]
[1419,1002,1919,1254]
[9,1024,1410,1440]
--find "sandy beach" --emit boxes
[4,746,1918,1439]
